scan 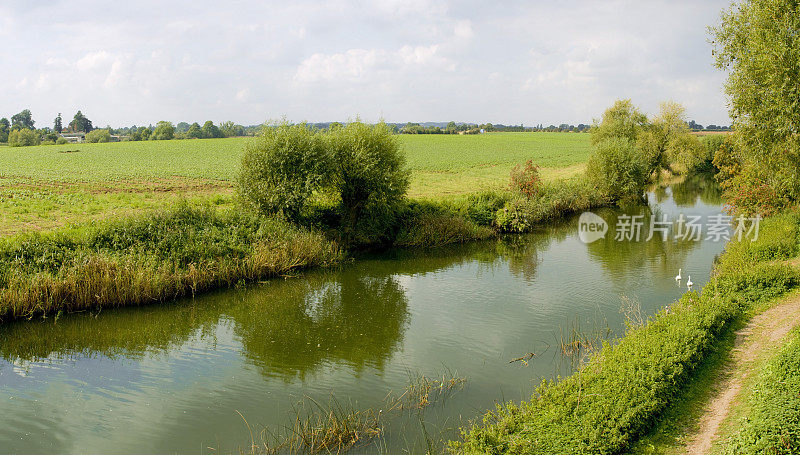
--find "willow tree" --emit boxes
[712,0,800,213]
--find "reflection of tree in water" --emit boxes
[670,171,722,206]
[585,205,703,286]
[227,272,410,380]
[493,220,572,282]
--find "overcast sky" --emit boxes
[0,0,732,128]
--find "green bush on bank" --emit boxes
[722,327,800,454]
[455,211,800,454]
[0,204,341,322]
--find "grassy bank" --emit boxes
[454,211,800,454]
[0,204,340,321]
[720,326,800,454]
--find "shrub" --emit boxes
[238,122,329,221]
[85,129,111,143]
[394,202,493,247]
[7,128,40,147]
[56,137,68,145]
[325,121,410,243]
[586,138,648,203]
[509,160,542,198]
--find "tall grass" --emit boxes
[454,210,800,454]
[0,204,340,321]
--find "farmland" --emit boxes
[0,132,590,234]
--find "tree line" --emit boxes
[0,108,254,147]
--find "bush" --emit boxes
[509,160,542,199]
[238,122,329,221]
[85,129,111,143]
[8,128,41,147]
[394,202,493,247]
[586,138,648,203]
[325,121,410,242]
[56,137,68,145]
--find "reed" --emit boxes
[0,205,341,322]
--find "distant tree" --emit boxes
[86,129,112,143]
[8,128,41,147]
[176,122,190,133]
[152,121,175,140]
[446,121,457,133]
[186,122,203,139]
[54,113,63,133]
[67,110,93,132]
[219,121,245,137]
[11,109,35,131]
[0,118,9,142]
[201,120,223,139]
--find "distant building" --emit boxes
[60,132,86,143]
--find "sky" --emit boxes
[0,0,733,128]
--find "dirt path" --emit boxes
[683,293,800,454]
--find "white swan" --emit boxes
[675,268,682,282]
[687,276,694,289]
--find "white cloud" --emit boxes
[0,0,732,126]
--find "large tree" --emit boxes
[11,109,35,131]
[67,110,93,132]
[712,0,800,213]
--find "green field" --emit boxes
[0,132,591,234]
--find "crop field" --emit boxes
[0,132,591,234]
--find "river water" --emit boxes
[0,175,728,454]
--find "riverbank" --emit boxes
[0,205,340,321]
[455,210,800,453]
[0,174,613,322]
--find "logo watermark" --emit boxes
[578,212,608,244]
[577,212,761,244]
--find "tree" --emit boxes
[325,121,409,241]
[238,122,329,220]
[0,118,9,143]
[8,128,41,147]
[186,122,203,139]
[86,129,112,143]
[220,121,244,137]
[201,120,222,139]
[67,110,93,132]
[54,113,63,134]
[152,121,175,140]
[11,109,35,131]
[590,99,647,146]
[176,122,190,133]
[712,0,800,213]
[586,137,647,203]
[637,101,699,176]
